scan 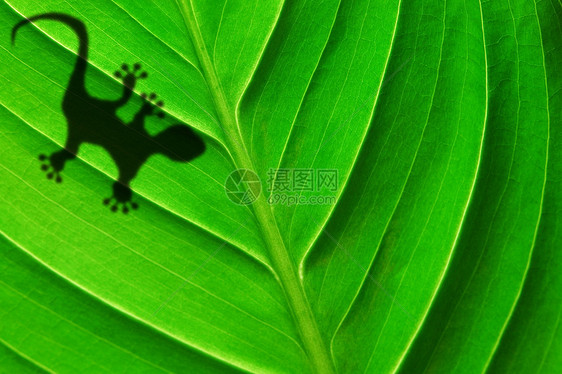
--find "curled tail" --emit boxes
[12,13,89,93]
[12,12,88,59]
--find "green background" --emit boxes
[0,0,560,372]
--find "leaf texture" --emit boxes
[0,0,560,373]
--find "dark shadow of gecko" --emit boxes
[12,13,205,213]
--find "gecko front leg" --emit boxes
[112,63,147,107]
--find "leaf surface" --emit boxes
[0,0,560,373]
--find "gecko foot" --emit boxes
[103,182,139,214]
[114,63,147,89]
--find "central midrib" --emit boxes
[176,1,335,373]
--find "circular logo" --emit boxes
[224,169,261,205]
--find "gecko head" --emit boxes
[154,125,206,162]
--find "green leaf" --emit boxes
[0,0,560,373]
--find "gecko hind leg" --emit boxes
[103,181,138,214]
[39,137,79,183]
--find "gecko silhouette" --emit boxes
[12,13,205,213]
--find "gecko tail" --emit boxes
[11,13,88,59]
